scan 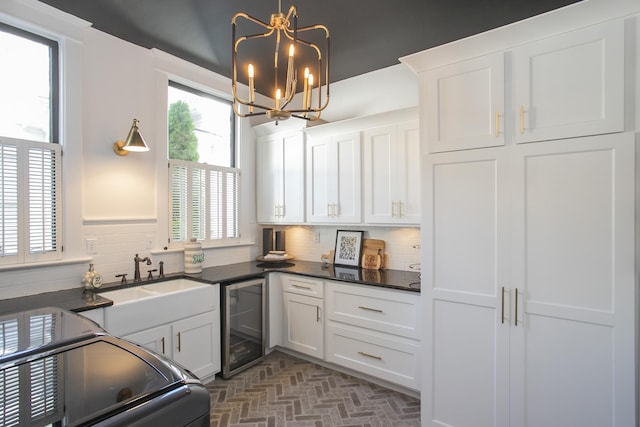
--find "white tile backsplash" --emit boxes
[277,225,421,271]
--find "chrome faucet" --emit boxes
[134,253,152,282]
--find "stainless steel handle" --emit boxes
[495,111,501,137]
[501,286,505,324]
[358,305,382,313]
[161,336,165,354]
[358,351,382,361]
[177,332,182,352]
[292,284,312,290]
[327,203,331,216]
[332,203,337,217]
[391,201,396,217]
[515,288,519,326]
[399,201,404,218]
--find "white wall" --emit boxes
[0,0,420,298]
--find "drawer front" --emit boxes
[281,274,324,298]
[326,281,419,339]
[326,322,420,390]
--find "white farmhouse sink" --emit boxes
[103,279,208,304]
[101,279,216,336]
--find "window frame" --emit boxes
[166,81,240,247]
[0,22,61,265]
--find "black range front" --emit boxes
[0,307,210,427]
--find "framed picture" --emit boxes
[334,230,364,267]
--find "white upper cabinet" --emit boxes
[421,20,624,153]
[363,120,420,224]
[424,52,505,153]
[306,132,361,223]
[256,130,305,224]
[513,20,624,143]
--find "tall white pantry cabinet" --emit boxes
[401,2,640,426]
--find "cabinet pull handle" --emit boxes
[332,203,337,217]
[161,337,165,354]
[327,203,331,216]
[399,201,404,218]
[391,201,396,217]
[177,332,182,352]
[292,284,312,290]
[515,288,519,326]
[495,111,501,137]
[317,305,320,322]
[501,286,505,324]
[519,106,525,134]
[358,351,382,361]
[358,305,383,313]
[275,205,279,217]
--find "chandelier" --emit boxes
[232,1,330,122]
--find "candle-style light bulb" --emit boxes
[248,64,255,112]
[307,74,314,109]
[302,67,310,113]
[275,88,281,110]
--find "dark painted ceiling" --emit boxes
[40,0,581,93]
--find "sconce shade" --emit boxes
[113,119,149,156]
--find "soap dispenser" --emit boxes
[81,264,103,289]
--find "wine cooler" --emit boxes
[221,278,266,378]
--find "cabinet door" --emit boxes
[509,133,635,427]
[306,132,361,223]
[172,311,220,379]
[363,121,420,224]
[363,125,396,223]
[395,121,421,223]
[124,324,171,357]
[513,21,624,144]
[424,52,505,153]
[306,136,333,222]
[423,147,510,427]
[256,136,282,222]
[283,292,323,358]
[281,133,305,222]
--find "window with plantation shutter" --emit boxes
[170,161,240,244]
[0,139,60,265]
[0,23,60,266]
[167,81,238,246]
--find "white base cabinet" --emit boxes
[105,283,221,382]
[281,275,324,359]
[124,311,220,381]
[325,281,421,390]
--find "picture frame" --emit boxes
[333,230,364,267]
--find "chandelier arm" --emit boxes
[232,12,272,30]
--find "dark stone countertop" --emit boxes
[0,260,420,316]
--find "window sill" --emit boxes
[0,257,92,272]
[152,239,255,255]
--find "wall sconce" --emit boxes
[113,119,149,156]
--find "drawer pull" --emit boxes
[177,332,182,352]
[292,284,312,290]
[358,351,382,361]
[161,337,165,354]
[358,305,382,313]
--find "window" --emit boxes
[0,23,60,265]
[168,82,239,245]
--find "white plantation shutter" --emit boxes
[0,138,60,264]
[0,143,18,259]
[170,160,239,245]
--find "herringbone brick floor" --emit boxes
[207,351,421,427]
